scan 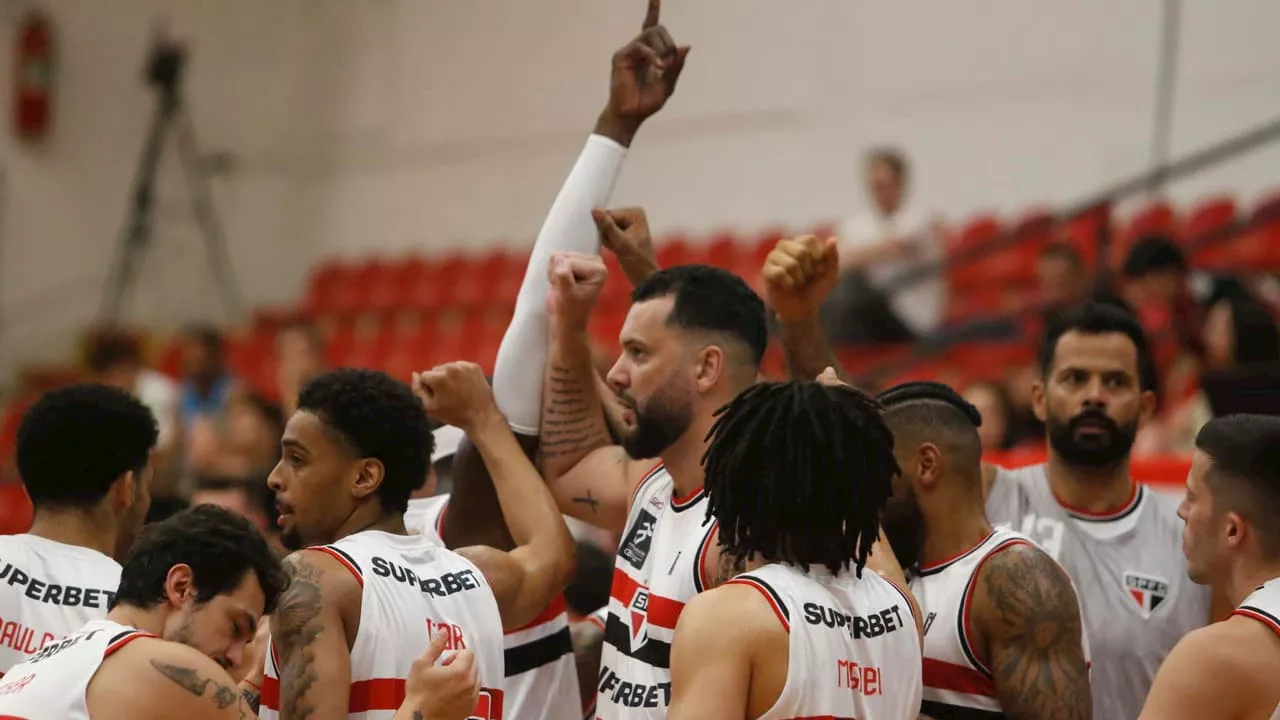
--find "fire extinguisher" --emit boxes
[13,8,54,144]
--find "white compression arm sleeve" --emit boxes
[492,134,628,435]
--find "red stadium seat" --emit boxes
[704,232,740,269]
[303,260,351,316]
[1251,190,1280,225]
[655,235,693,268]
[1123,200,1180,243]
[1185,196,1237,245]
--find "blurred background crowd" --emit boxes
[0,1,1277,561]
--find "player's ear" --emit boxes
[164,563,196,607]
[917,443,941,489]
[109,470,136,515]
[693,344,725,393]
[350,458,385,502]
[1224,511,1247,550]
[1030,377,1048,423]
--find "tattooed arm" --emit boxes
[539,302,649,533]
[87,638,256,719]
[970,543,1092,720]
[270,550,361,720]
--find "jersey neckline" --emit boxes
[916,529,997,576]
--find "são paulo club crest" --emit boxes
[1124,572,1169,618]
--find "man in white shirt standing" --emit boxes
[827,148,945,344]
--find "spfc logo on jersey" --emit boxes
[619,510,657,569]
[1124,572,1169,618]
[629,588,650,644]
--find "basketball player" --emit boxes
[404,420,581,720]
[0,383,157,674]
[667,380,922,719]
[762,236,1209,720]
[1139,414,1280,720]
[262,366,575,719]
[540,251,767,717]
[877,381,1091,719]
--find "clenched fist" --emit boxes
[761,235,840,321]
[413,362,500,434]
[547,251,608,331]
[593,207,658,287]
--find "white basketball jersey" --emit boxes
[0,618,153,719]
[1232,578,1280,720]
[910,526,1088,718]
[985,464,1208,720]
[261,531,505,720]
[597,463,717,720]
[405,494,580,720]
[729,563,922,720]
[0,534,122,674]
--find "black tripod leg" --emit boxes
[99,98,173,326]
[175,109,245,324]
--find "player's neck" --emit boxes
[333,509,407,542]
[1045,452,1134,514]
[1226,559,1280,608]
[919,500,991,570]
[27,509,117,559]
[662,423,710,499]
[107,603,167,636]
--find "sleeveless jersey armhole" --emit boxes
[309,545,365,587]
[724,575,791,632]
[958,538,1032,676]
[1232,606,1280,638]
[103,630,157,659]
[627,460,666,513]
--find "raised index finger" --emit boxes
[642,0,660,30]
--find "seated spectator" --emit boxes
[824,148,945,344]
[188,388,284,479]
[190,474,282,553]
[177,324,237,426]
[963,380,1018,451]
[1035,242,1091,327]
[1121,235,1203,358]
[275,318,328,415]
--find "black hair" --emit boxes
[1195,414,1280,558]
[183,324,225,357]
[16,384,158,510]
[297,369,433,514]
[563,540,614,617]
[1038,301,1158,393]
[877,381,984,479]
[631,264,768,369]
[84,330,143,374]
[112,504,288,613]
[1211,288,1280,366]
[867,147,908,181]
[702,381,898,576]
[1122,235,1187,278]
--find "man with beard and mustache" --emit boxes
[261,366,576,719]
[877,381,1090,720]
[982,301,1211,720]
[538,252,767,718]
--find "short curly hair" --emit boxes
[113,504,288,613]
[297,369,433,514]
[17,383,158,510]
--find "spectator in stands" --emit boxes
[963,380,1018,451]
[1036,242,1091,326]
[84,329,180,463]
[190,474,282,553]
[178,324,236,423]
[1121,235,1203,358]
[825,148,945,344]
[187,389,285,480]
[1143,281,1280,454]
[275,318,328,415]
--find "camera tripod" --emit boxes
[98,34,243,326]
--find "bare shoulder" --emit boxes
[681,579,788,643]
[971,541,1080,636]
[91,638,244,719]
[274,548,361,644]
[1188,615,1280,681]
[1142,618,1269,718]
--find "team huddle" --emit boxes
[2,3,1280,719]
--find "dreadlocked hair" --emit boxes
[701,381,899,577]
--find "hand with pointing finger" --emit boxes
[592,206,659,287]
[596,0,690,147]
[761,235,841,322]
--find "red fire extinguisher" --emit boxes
[13,8,54,143]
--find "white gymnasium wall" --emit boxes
[1,0,1279,377]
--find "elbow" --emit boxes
[554,533,580,593]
